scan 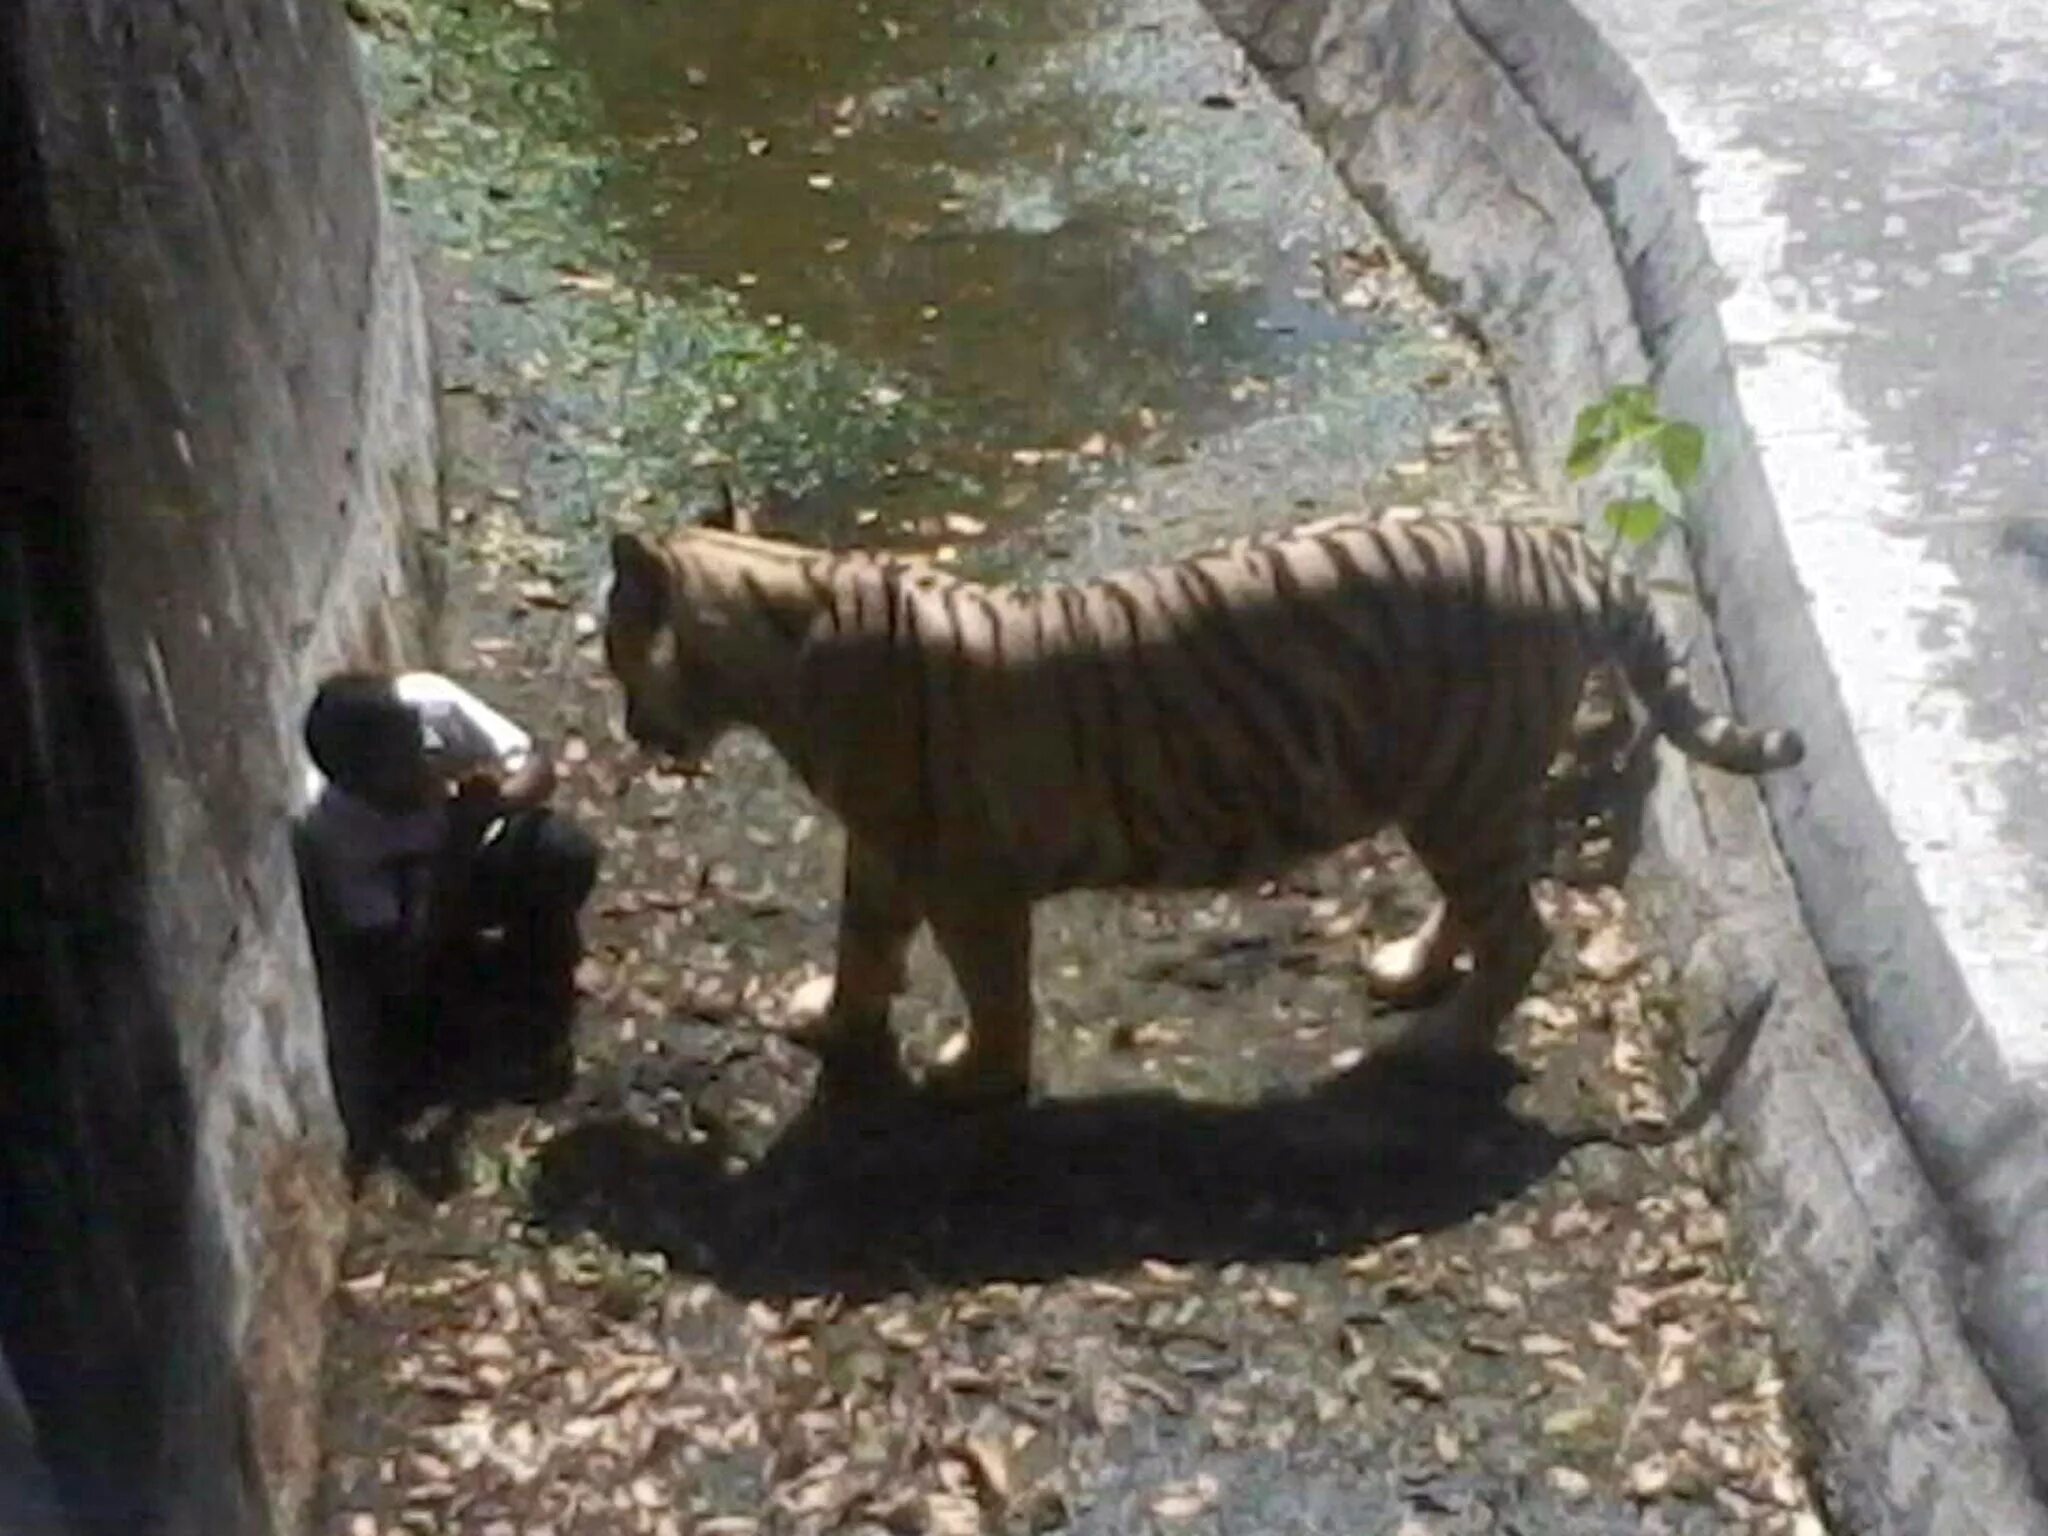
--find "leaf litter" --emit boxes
[316,498,1833,1536]
[318,0,1833,1532]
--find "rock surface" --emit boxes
[0,2,438,1531]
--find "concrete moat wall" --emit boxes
[0,2,439,1532]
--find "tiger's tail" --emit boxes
[1602,568,1806,776]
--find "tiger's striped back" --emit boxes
[771,513,1801,897]
[604,509,1805,1107]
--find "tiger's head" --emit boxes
[601,486,808,770]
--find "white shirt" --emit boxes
[296,672,535,934]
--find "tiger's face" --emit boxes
[601,531,733,770]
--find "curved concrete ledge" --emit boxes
[1201,0,2048,1530]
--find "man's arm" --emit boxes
[496,749,557,810]
[405,672,554,810]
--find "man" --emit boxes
[295,669,598,1166]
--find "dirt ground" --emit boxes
[316,4,1832,1519]
[313,496,1829,1536]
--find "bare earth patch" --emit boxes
[323,7,1830,1513]
[314,531,1828,1535]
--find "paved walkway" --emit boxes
[1575,0,2048,1475]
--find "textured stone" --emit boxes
[0,2,437,1532]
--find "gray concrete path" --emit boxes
[1573,0,2048,1477]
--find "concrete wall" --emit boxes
[0,2,439,1532]
[1196,1,2048,1532]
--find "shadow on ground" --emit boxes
[347,950,580,1202]
[528,1046,1586,1302]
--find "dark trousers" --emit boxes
[311,807,600,1171]
[467,805,601,984]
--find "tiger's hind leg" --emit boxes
[1363,896,1468,1006]
[1383,805,1548,1078]
[923,893,1037,1112]
[799,837,923,1094]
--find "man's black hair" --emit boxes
[303,671,420,792]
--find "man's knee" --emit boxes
[537,815,599,910]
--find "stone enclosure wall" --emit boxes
[0,3,438,1533]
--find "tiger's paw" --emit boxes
[787,990,895,1059]
[1363,911,1468,1007]
[808,1026,914,1104]
[785,1013,843,1054]
[921,1055,1032,1117]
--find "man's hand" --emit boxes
[451,768,503,805]
[446,770,505,846]
[498,751,558,811]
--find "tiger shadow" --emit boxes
[527,1051,1588,1302]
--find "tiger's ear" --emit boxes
[702,479,756,535]
[607,531,670,626]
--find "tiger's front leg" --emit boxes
[797,837,922,1092]
[923,893,1037,1111]
[1380,806,1547,1081]
[1364,897,1468,1006]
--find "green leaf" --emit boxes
[1572,400,1613,446]
[1609,384,1659,429]
[1657,422,1705,490]
[1566,405,1620,480]
[1603,496,1666,546]
[1565,437,1611,481]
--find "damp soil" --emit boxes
[315,0,1829,1532]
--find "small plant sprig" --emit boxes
[1566,384,1705,558]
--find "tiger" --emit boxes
[600,499,1805,1112]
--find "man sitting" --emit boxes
[294,669,598,1169]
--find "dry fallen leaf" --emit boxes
[952,1432,1013,1508]
[923,1491,982,1535]
[1494,1224,1536,1254]
[1149,1474,1219,1521]
[1627,1453,1675,1498]
[1542,1405,1597,1438]
[1578,923,1639,981]
[555,266,617,294]
[1548,1466,1593,1500]
[1386,1363,1445,1403]
[1478,1283,1520,1316]
[785,972,835,1022]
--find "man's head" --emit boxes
[304,671,436,812]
